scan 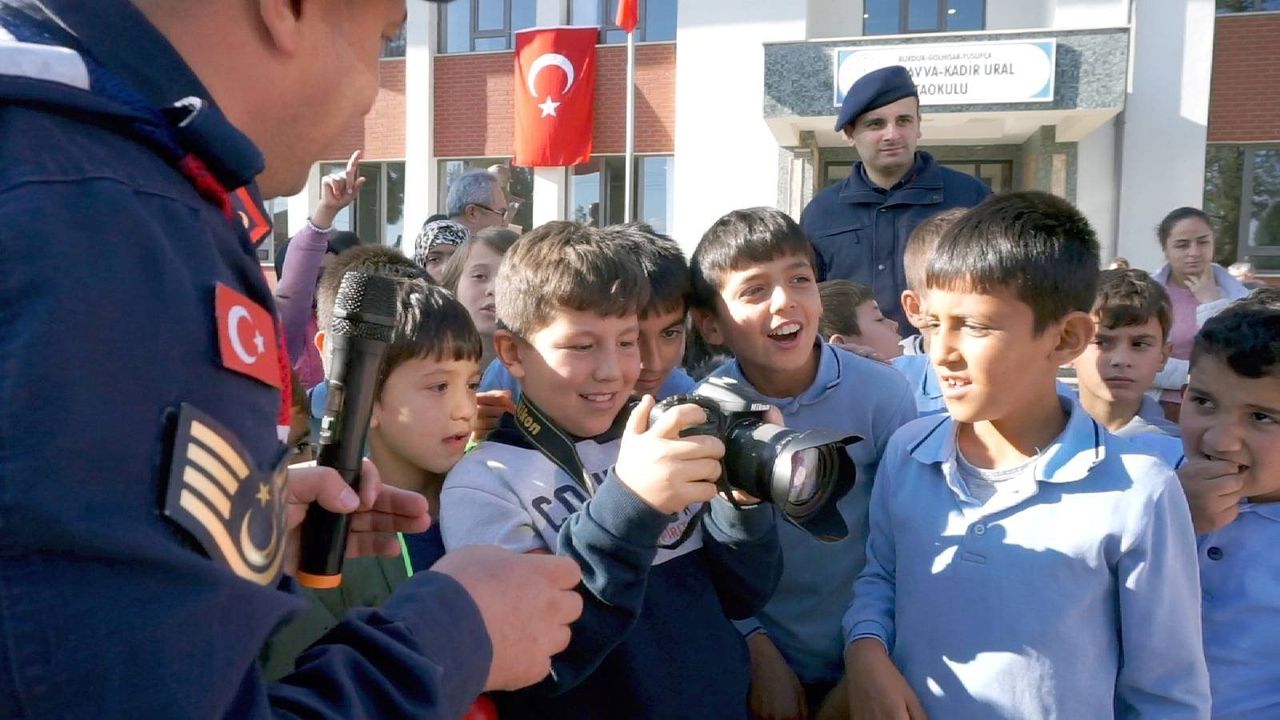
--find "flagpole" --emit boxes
[623,27,636,223]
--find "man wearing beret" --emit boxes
[801,65,991,333]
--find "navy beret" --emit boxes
[835,65,918,133]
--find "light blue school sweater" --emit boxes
[845,398,1210,719]
[703,344,917,684]
[890,353,946,417]
[1199,501,1280,720]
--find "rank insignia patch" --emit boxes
[163,404,288,586]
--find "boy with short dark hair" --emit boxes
[264,264,484,681]
[1071,268,1178,438]
[478,222,698,402]
[818,279,903,361]
[690,207,916,717]
[844,191,1209,718]
[440,222,782,719]
[1178,295,1280,719]
[890,208,967,416]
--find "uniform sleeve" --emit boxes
[843,444,900,651]
[870,370,919,480]
[274,225,328,360]
[269,572,492,720]
[701,497,782,620]
[1112,472,1211,718]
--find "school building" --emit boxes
[264,0,1280,277]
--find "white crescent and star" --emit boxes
[527,53,576,117]
[227,305,266,365]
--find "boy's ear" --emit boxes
[693,307,725,347]
[493,329,526,379]
[900,290,924,327]
[1160,340,1173,368]
[1051,311,1095,365]
[314,330,326,355]
[828,333,848,346]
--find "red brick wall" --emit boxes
[1208,13,1280,143]
[434,43,677,158]
[321,59,408,162]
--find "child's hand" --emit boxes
[845,638,928,720]
[1177,458,1246,533]
[615,395,725,515]
[313,149,365,229]
[472,390,516,443]
[747,632,808,720]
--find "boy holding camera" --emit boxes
[843,192,1209,718]
[439,222,782,719]
[689,207,917,717]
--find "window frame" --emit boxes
[440,0,537,54]
[569,154,675,232]
[1238,144,1280,270]
[863,0,987,36]
[569,0,676,44]
[1216,0,1280,14]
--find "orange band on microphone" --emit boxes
[295,570,342,589]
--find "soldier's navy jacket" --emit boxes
[0,1,490,717]
[800,151,991,330]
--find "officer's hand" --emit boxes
[616,395,725,514]
[282,459,431,575]
[1177,458,1246,534]
[431,546,583,691]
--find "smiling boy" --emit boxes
[440,222,781,719]
[691,207,916,717]
[843,191,1209,718]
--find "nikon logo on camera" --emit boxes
[516,402,543,436]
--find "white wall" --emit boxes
[1052,0,1131,28]
[1075,118,1120,261]
[1115,0,1213,272]
[807,0,864,40]
[986,0,1053,30]
[671,0,809,252]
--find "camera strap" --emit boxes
[513,395,703,550]
[513,395,600,496]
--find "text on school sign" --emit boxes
[834,39,1056,107]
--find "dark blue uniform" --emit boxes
[800,151,991,331]
[0,2,489,717]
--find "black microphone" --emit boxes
[296,270,398,589]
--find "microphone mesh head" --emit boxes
[332,271,397,342]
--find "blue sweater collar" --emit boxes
[722,343,843,412]
[909,394,1106,487]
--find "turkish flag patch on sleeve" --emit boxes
[513,27,598,168]
[215,283,282,389]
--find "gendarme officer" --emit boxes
[801,65,990,332]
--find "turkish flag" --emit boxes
[215,283,283,389]
[513,27,597,167]
[616,0,639,33]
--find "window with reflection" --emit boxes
[571,0,677,43]
[864,0,984,35]
[441,0,538,53]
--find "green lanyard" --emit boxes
[398,532,413,577]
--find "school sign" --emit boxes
[834,39,1056,107]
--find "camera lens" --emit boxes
[787,447,821,505]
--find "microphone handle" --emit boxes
[296,336,388,588]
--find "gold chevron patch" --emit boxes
[163,404,288,586]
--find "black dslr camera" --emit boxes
[649,378,861,542]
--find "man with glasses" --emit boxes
[448,169,510,234]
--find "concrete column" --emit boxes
[1115,0,1214,272]
[402,0,436,254]
[532,167,568,227]
[285,168,317,236]
[1075,119,1120,261]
